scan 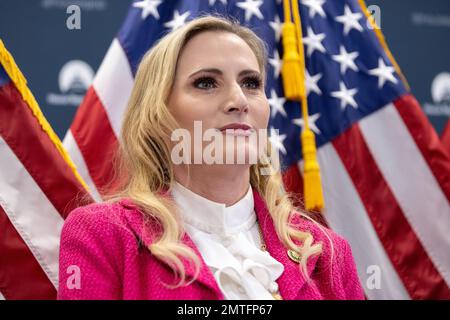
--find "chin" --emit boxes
[223,144,259,165]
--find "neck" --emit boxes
[173,165,251,207]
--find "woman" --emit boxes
[58,16,364,300]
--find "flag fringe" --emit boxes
[281,0,325,212]
[0,39,90,192]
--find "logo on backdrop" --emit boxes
[423,72,450,117]
[46,60,94,107]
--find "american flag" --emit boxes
[443,119,450,153]
[52,0,450,299]
[0,40,91,299]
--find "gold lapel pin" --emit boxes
[271,292,283,300]
[287,249,301,263]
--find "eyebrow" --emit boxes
[188,68,261,79]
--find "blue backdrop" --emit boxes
[0,0,449,139]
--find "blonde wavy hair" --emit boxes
[110,15,324,287]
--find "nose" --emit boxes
[224,83,249,114]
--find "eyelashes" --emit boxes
[242,76,263,89]
[193,76,216,89]
[192,75,262,90]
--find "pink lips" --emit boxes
[219,123,253,131]
[218,123,254,137]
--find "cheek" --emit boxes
[171,104,222,143]
[253,99,270,129]
[170,93,213,128]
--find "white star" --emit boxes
[133,0,162,20]
[331,81,358,110]
[269,15,282,42]
[292,113,322,135]
[306,70,322,96]
[208,0,227,6]
[164,10,190,31]
[269,128,287,155]
[268,89,287,118]
[335,5,363,35]
[269,50,282,79]
[332,45,359,74]
[302,27,326,57]
[301,0,326,18]
[236,0,264,22]
[368,58,398,88]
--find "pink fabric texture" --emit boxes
[58,189,365,300]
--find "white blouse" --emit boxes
[171,182,284,300]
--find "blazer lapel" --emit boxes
[119,198,224,299]
[180,232,225,298]
[252,189,320,300]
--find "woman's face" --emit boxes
[167,31,270,166]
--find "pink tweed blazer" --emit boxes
[58,189,365,300]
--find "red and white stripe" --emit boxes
[0,136,64,289]
[311,96,450,299]
[63,39,133,199]
[63,37,450,299]
[314,144,411,299]
[0,81,90,299]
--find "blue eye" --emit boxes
[193,77,216,89]
[242,76,262,89]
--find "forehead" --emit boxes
[176,31,260,74]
